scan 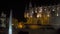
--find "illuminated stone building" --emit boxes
[24,2,60,29]
[24,2,51,25]
[23,2,60,34]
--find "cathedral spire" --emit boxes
[25,4,27,11]
[29,1,32,8]
[34,3,36,7]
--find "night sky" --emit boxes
[0,0,60,22]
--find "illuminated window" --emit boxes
[37,13,42,18]
[39,7,42,13]
[47,14,50,17]
[35,11,37,13]
[32,11,34,13]
[57,13,59,16]
[37,14,40,18]
[39,14,42,17]
[26,13,29,17]
[39,11,42,13]
[52,9,55,11]
[35,8,37,13]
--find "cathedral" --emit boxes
[24,2,60,29]
[23,2,60,34]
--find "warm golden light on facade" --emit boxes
[24,12,29,18]
[29,25,40,29]
[24,2,60,27]
[26,17,37,24]
[37,13,42,18]
[38,14,50,25]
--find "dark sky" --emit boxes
[0,0,60,22]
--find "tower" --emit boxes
[0,12,6,28]
[29,2,34,18]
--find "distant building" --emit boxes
[24,2,60,30]
[0,12,6,28]
[24,2,52,25]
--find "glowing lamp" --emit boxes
[18,23,25,29]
